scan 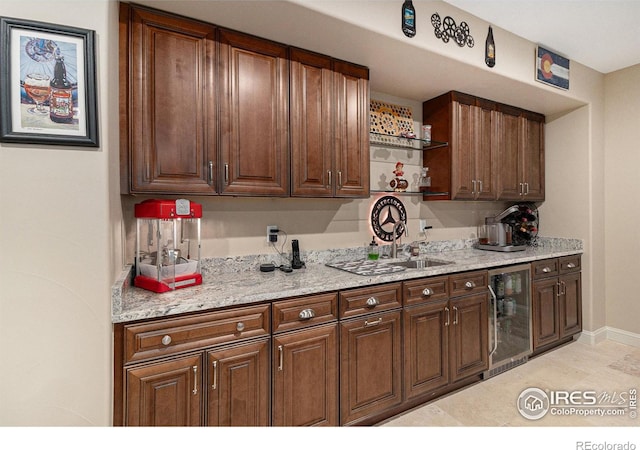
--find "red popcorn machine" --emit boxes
[134,199,202,293]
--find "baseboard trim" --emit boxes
[578,327,640,348]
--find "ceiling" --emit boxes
[444,0,640,74]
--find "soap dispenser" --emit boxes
[367,237,379,260]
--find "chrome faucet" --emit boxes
[391,220,408,258]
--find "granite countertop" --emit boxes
[111,237,583,324]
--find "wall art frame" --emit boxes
[0,17,99,147]
[535,45,570,90]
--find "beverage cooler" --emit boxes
[485,264,532,378]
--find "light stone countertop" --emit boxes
[111,237,583,324]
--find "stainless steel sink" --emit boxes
[390,259,454,269]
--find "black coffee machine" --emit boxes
[478,204,538,252]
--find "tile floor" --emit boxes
[380,339,640,427]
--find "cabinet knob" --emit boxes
[542,267,551,273]
[465,281,476,289]
[366,296,380,307]
[567,263,576,269]
[422,288,433,297]
[236,322,245,332]
[298,308,316,320]
[161,335,172,346]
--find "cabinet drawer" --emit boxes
[339,283,402,319]
[403,276,449,306]
[449,270,488,298]
[559,255,581,274]
[532,258,559,279]
[272,292,338,333]
[124,304,270,364]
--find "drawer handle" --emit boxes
[453,306,459,325]
[422,288,433,297]
[444,306,450,326]
[236,322,245,332]
[465,281,476,289]
[298,308,316,320]
[278,345,284,371]
[161,335,172,346]
[365,317,383,327]
[366,296,380,307]
[567,263,576,269]
[212,361,218,390]
[542,267,551,273]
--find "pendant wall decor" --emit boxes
[431,13,474,48]
[485,26,495,67]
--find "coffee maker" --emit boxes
[478,204,538,252]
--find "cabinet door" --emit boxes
[495,106,523,200]
[218,29,289,196]
[403,300,449,400]
[449,293,489,382]
[521,114,545,201]
[474,103,497,200]
[126,6,216,194]
[340,310,402,425]
[126,353,202,426]
[272,323,339,426]
[450,99,475,200]
[206,338,270,426]
[290,49,334,197]
[559,272,582,338]
[532,278,560,350]
[334,61,370,198]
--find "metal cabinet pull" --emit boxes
[327,170,332,188]
[192,366,198,395]
[453,306,459,325]
[567,262,576,269]
[472,180,476,194]
[542,266,551,273]
[465,281,476,289]
[366,296,380,307]
[298,308,316,320]
[365,317,383,327]
[422,287,433,297]
[560,281,567,295]
[278,345,283,371]
[224,163,229,184]
[519,182,524,196]
[525,182,530,195]
[161,335,172,346]
[236,322,245,332]
[212,361,218,390]
[208,160,214,184]
[337,171,342,188]
[556,281,562,297]
[444,306,450,326]
[478,180,483,193]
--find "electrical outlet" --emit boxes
[419,219,427,232]
[267,225,278,243]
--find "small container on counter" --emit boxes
[367,237,379,260]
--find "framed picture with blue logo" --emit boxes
[535,45,570,90]
[0,17,99,147]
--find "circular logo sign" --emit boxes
[370,195,407,242]
[517,387,550,420]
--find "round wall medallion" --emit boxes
[370,195,407,242]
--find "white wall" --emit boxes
[604,64,640,335]
[0,0,118,425]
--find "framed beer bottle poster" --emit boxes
[0,17,99,147]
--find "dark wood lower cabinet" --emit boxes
[126,353,203,426]
[272,323,339,426]
[340,310,402,425]
[449,293,489,382]
[206,338,270,426]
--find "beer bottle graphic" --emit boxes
[49,56,74,123]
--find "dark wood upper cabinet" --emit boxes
[218,29,290,196]
[290,49,370,198]
[423,91,544,202]
[120,4,217,195]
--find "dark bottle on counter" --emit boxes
[485,26,495,67]
[49,56,74,123]
[401,0,416,38]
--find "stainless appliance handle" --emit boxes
[488,285,498,357]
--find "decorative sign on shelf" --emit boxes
[536,45,570,90]
[431,13,474,48]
